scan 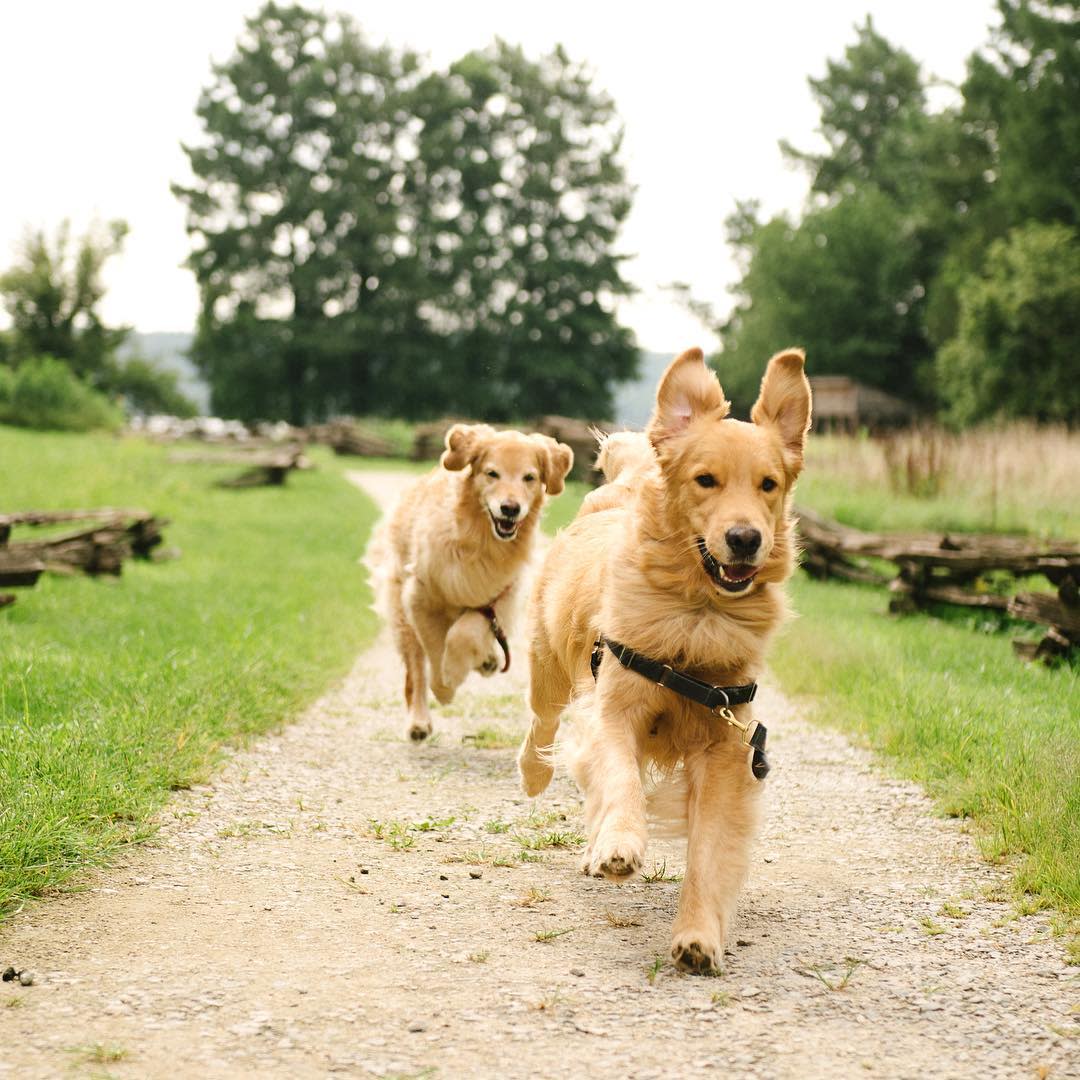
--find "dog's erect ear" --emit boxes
[750,349,812,477]
[441,423,485,471]
[646,348,729,448]
[530,434,574,496]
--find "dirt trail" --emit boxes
[1,470,1075,1080]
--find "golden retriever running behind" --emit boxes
[368,424,573,740]
[517,348,811,973]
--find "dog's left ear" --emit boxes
[531,434,574,496]
[647,348,729,449]
[441,423,491,471]
[750,349,812,477]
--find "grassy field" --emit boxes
[0,427,378,917]
[799,426,1080,536]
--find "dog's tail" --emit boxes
[594,430,655,485]
[362,516,396,621]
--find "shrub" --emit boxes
[100,356,198,418]
[0,356,122,432]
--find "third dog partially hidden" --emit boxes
[368,423,573,740]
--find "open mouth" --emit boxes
[489,511,520,541]
[697,537,759,594]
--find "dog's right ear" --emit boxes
[646,348,729,449]
[441,424,477,471]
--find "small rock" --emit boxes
[763,854,776,864]
[359,868,369,875]
[570,967,585,978]
[441,893,450,899]
[439,874,449,881]
[1,967,15,982]
[741,986,762,998]
[18,971,34,987]
[736,940,752,947]
[407,1020,427,1033]
[469,870,482,880]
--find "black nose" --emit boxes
[726,526,761,558]
[500,501,520,519]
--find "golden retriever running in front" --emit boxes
[368,424,573,740]
[517,347,811,973]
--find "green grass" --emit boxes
[773,574,1080,919]
[0,427,378,917]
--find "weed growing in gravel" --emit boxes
[217,820,292,839]
[646,955,665,984]
[799,957,866,991]
[445,848,491,865]
[468,950,489,964]
[520,809,568,830]
[411,816,456,832]
[516,830,585,851]
[533,991,568,1011]
[534,927,573,943]
[518,851,545,863]
[483,819,511,834]
[940,903,969,919]
[711,990,733,1007]
[920,916,947,936]
[68,1044,129,1064]
[641,861,682,883]
[4,996,24,1008]
[369,820,415,851]
[461,726,519,750]
[515,887,552,908]
[603,910,643,928]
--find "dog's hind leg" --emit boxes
[670,739,762,974]
[391,580,434,741]
[517,638,571,797]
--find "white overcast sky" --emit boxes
[1,0,999,352]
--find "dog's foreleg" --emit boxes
[440,610,498,699]
[517,670,571,799]
[670,739,762,974]
[578,687,651,881]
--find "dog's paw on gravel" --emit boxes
[670,937,721,975]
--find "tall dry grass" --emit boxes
[798,424,1080,538]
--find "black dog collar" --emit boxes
[591,636,769,780]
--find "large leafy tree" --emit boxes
[410,42,637,420]
[936,222,1080,424]
[0,219,131,379]
[174,3,423,422]
[177,6,637,423]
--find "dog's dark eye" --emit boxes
[524,473,536,482]
[762,477,778,492]
[695,474,716,489]
[486,469,499,479]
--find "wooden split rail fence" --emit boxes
[0,509,167,608]
[796,506,1080,663]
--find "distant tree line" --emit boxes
[707,0,1080,425]
[0,221,197,430]
[173,2,638,424]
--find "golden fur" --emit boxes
[517,347,812,973]
[368,423,573,740]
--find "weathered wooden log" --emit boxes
[1008,592,1080,640]
[1013,627,1073,663]
[0,550,46,587]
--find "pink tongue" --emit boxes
[723,564,756,581]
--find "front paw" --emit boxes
[670,918,725,975]
[586,824,646,881]
[517,737,554,797]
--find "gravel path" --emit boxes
[0,470,1075,1080]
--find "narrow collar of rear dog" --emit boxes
[591,635,768,780]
